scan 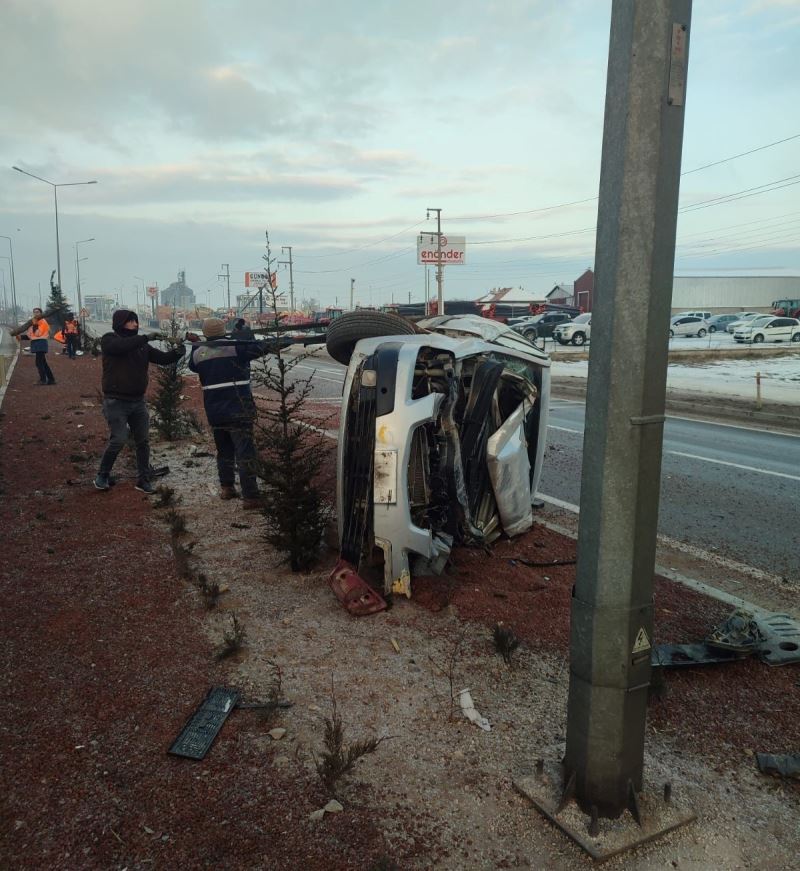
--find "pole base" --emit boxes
[513,760,695,863]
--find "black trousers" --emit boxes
[35,352,54,384]
[98,397,150,480]
[212,424,259,498]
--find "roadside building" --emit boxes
[549,270,798,315]
[546,281,579,307]
[671,275,800,313]
[161,270,196,309]
[84,294,116,320]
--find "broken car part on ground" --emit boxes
[326,312,551,615]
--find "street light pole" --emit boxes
[0,235,17,317]
[133,276,147,320]
[75,237,94,318]
[279,246,295,312]
[12,166,97,291]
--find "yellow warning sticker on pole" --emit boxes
[632,627,651,655]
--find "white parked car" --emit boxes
[726,313,763,334]
[669,315,708,338]
[554,313,592,346]
[674,310,712,320]
[733,316,800,344]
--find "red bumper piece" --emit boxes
[328,559,388,616]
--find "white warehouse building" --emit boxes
[671,275,800,313]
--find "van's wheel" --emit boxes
[325,311,418,365]
[697,328,707,338]
[708,325,717,332]
[571,333,586,346]
[792,333,800,342]
[523,328,538,341]
[753,334,764,343]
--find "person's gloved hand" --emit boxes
[185,332,201,343]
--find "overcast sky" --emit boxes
[1,0,799,313]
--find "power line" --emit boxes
[293,220,426,259]
[680,133,800,176]
[679,176,800,213]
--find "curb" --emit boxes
[0,345,20,410]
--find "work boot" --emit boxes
[242,496,264,511]
[220,485,237,500]
[94,473,110,491]
[135,479,155,495]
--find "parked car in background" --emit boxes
[674,310,712,320]
[554,313,592,345]
[726,313,763,333]
[669,316,708,338]
[733,316,800,344]
[511,310,573,341]
[705,313,741,333]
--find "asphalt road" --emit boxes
[284,350,799,579]
[541,400,799,578]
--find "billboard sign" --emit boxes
[245,271,278,288]
[417,233,466,266]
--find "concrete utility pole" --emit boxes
[427,207,443,315]
[218,263,231,311]
[564,0,692,819]
[279,246,295,312]
[350,277,355,311]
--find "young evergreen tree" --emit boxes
[150,310,198,440]
[251,231,332,571]
[47,269,68,311]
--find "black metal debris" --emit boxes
[169,686,240,760]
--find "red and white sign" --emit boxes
[417,233,466,265]
[245,271,278,288]
[146,286,158,298]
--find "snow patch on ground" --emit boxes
[553,355,800,404]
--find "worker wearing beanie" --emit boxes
[188,317,278,508]
[94,310,185,494]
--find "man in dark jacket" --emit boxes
[188,317,274,508]
[94,309,185,494]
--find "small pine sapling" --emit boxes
[312,684,387,797]
[492,623,520,666]
[150,311,198,441]
[250,230,333,571]
[217,613,247,659]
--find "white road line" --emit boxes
[538,494,581,513]
[295,363,344,377]
[667,449,800,482]
[666,413,800,439]
[305,374,346,386]
[547,424,582,434]
[537,495,788,588]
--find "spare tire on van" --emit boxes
[326,311,419,365]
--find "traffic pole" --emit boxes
[564,0,692,819]
[427,208,443,316]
